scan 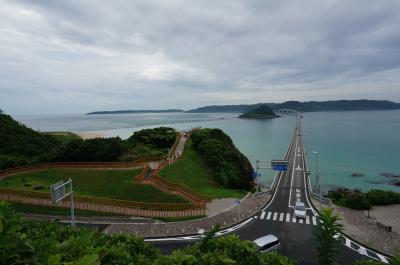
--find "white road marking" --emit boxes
[260,211,266,219]
[296,193,300,198]
[306,216,310,225]
[266,212,272,220]
[273,212,278,221]
[292,217,297,223]
[286,213,291,222]
[299,219,304,224]
[358,247,367,255]
[279,213,284,221]
[312,216,317,225]
[288,131,299,208]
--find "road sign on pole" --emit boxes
[49,179,75,227]
[271,160,289,171]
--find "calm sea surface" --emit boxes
[14,110,400,192]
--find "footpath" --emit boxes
[104,193,270,237]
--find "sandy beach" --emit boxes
[75,131,107,139]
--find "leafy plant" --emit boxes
[315,208,344,265]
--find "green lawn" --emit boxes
[0,168,187,203]
[43,131,82,144]
[9,202,122,217]
[159,139,246,199]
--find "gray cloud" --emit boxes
[0,0,399,114]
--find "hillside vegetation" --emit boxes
[191,128,254,190]
[186,100,400,113]
[0,201,297,265]
[0,113,61,169]
[0,168,187,203]
[0,112,177,169]
[239,104,278,119]
[159,139,247,198]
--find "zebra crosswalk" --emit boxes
[255,211,318,225]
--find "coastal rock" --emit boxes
[350,172,364,177]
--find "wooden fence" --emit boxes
[135,130,211,209]
[0,187,195,211]
[0,156,165,178]
[0,193,205,218]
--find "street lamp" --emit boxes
[312,151,322,211]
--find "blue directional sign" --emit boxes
[271,160,289,171]
[251,171,257,178]
[274,165,288,171]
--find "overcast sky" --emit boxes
[1,0,399,114]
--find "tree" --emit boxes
[315,208,344,265]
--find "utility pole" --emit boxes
[312,151,322,210]
[319,172,323,211]
[312,151,319,192]
[69,180,75,227]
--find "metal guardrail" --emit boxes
[310,192,333,206]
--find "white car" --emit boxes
[294,201,307,219]
[253,234,281,253]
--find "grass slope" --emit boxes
[159,139,246,198]
[0,168,187,203]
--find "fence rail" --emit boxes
[0,187,195,211]
[0,156,166,178]
[0,193,205,218]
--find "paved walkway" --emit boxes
[205,198,237,216]
[104,193,270,237]
[172,132,187,159]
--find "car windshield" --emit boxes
[295,204,306,211]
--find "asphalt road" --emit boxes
[150,114,380,265]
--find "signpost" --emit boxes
[50,179,75,227]
[271,160,289,170]
[254,159,290,194]
[235,199,241,220]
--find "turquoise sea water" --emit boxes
[14,110,400,192]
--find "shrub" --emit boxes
[328,188,400,210]
[366,189,400,205]
[23,183,32,187]
[33,186,45,190]
[343,191,371,210]
[0,201,297,265]
[191,128,254,190]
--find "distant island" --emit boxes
[239,104,278,119]
[187,100,400,113]
[87,109,184,115]
[185,103,267,113]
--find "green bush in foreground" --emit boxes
[0,201,295,265]
[315,208,343,265]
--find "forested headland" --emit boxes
[0,112,176,169]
